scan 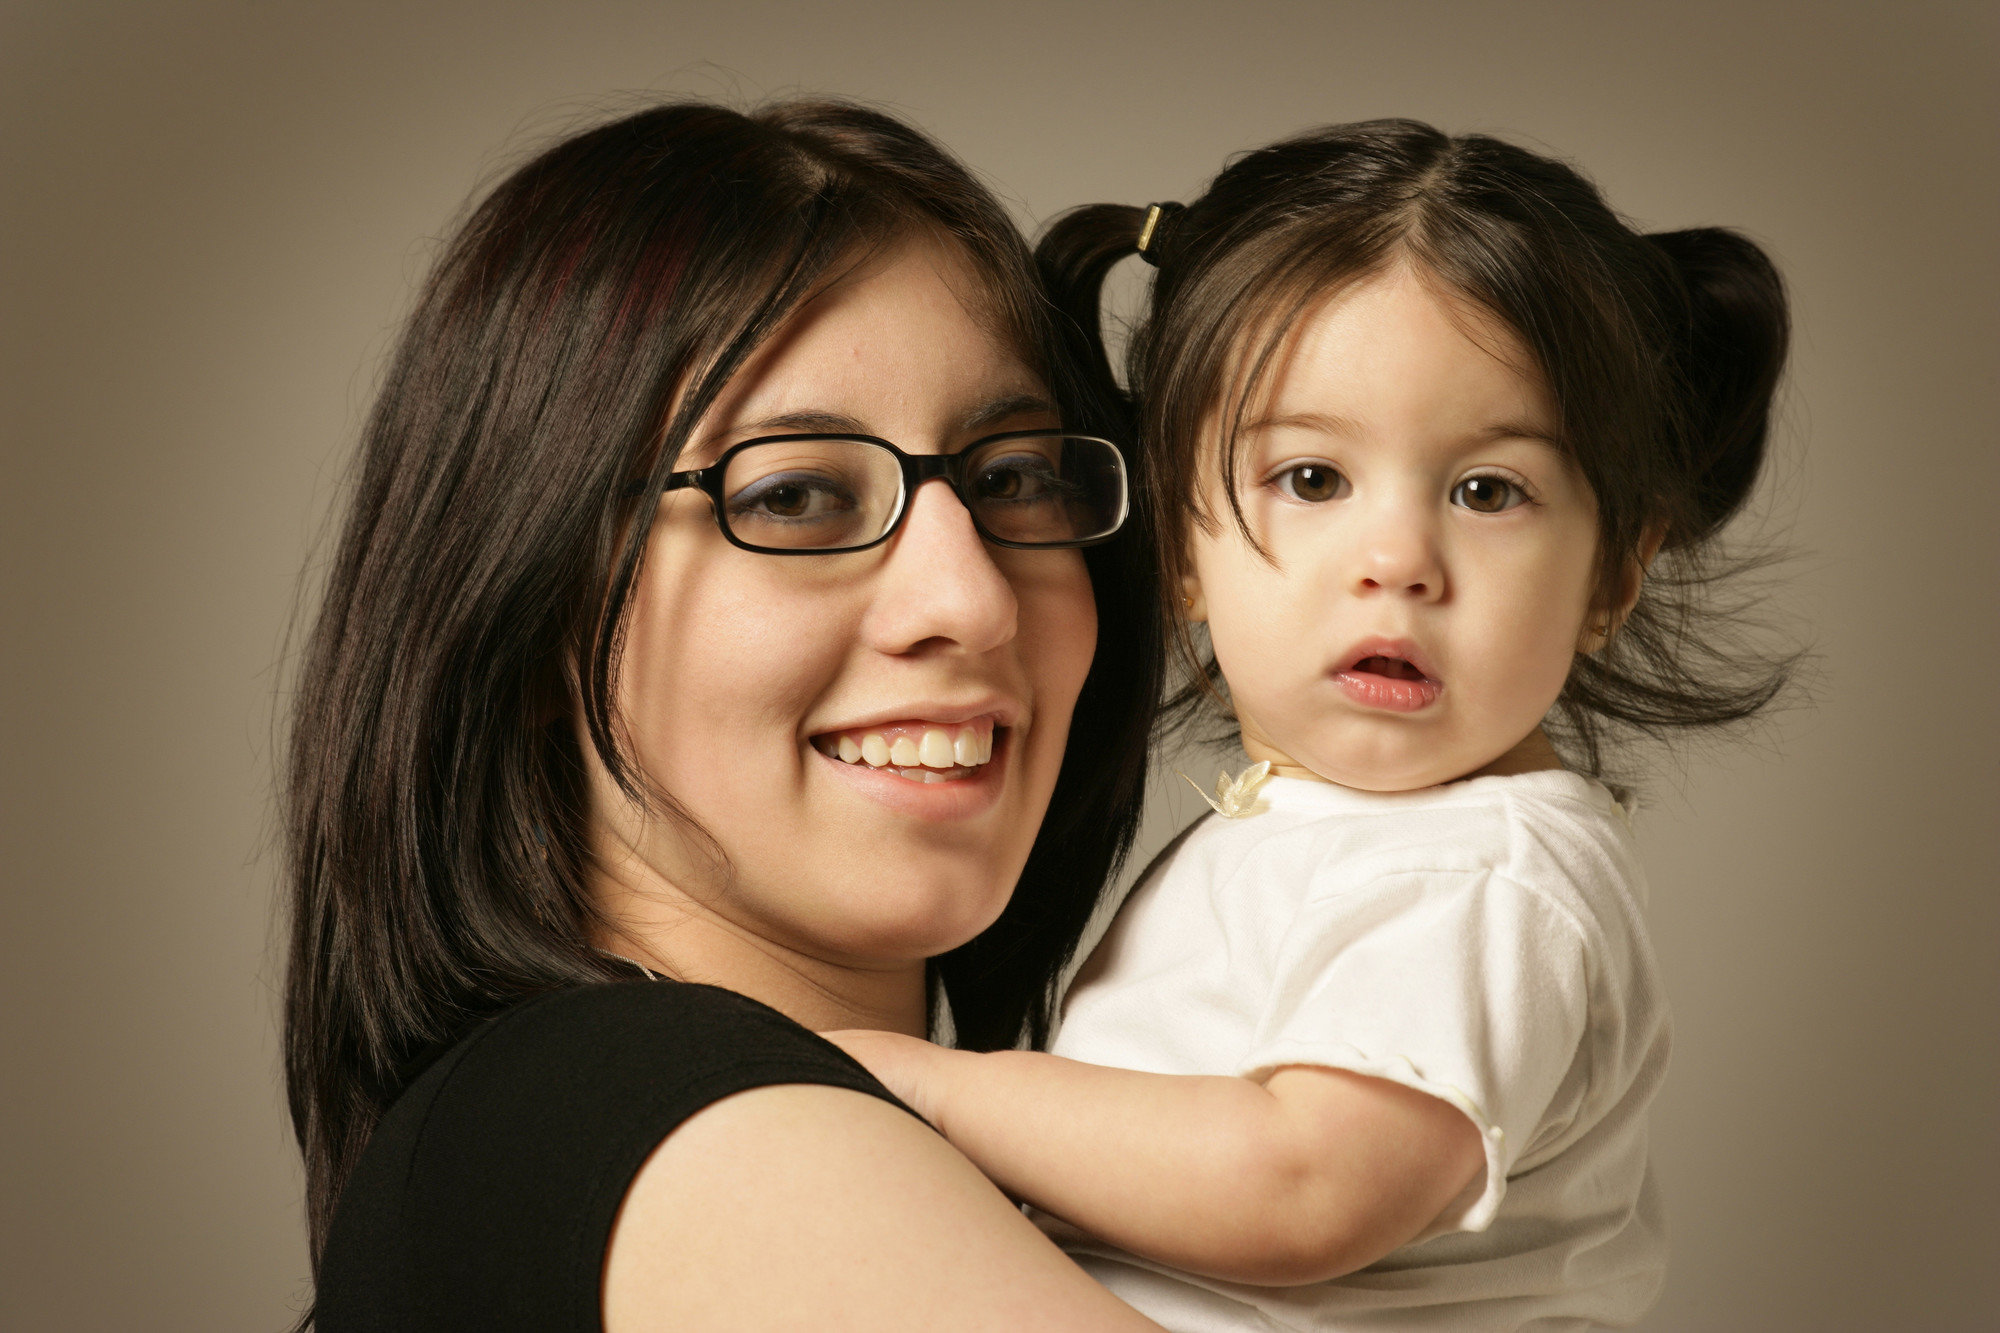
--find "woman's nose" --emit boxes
[861,477,1019,656]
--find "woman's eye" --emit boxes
[729,472,856,522]
[1452,475,1528,514]
[757,482,812,516]
[975,456,1068,505]
[1276,463,1347,503]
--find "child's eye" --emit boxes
[1275,463,1349,503]
[1452,475,1529,514]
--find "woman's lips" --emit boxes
[810,717,996,778]
[810,721,1012,821]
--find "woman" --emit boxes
[285,100,1162,1329]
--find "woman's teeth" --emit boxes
[820,721,996,779]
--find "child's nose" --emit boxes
[1351,512,1445,600]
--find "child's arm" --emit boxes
[827,1032,1486,1286]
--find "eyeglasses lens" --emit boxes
[720,441,903,551]
[964,435,1125,546]
[718,435,1125,552]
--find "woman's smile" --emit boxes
[803,710,1014,820]
[812,716,999,778]
[809,716,1014,820]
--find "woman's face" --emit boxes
[596,235,1098,967]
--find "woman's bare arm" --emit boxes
[602,1082,1164,1332]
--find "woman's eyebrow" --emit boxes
[727,409,873,437]
[713,394,1057,440]
[680,410,868,466]
[692,394,1060,463]
[962,392,1060,432]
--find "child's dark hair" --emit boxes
[1038,117,1793,775]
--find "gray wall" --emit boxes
[4,3,1994,1328]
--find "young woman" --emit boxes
[283,99,1162,1331]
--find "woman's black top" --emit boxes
[314,980,911,1332]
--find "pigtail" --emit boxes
[1034,203,1149,397]
[1649,227,1791,546]
[1550,228,1797,776]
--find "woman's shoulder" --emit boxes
[315,981,906,1332]
[390,980,906,1162]
[318,979,1157,1331]
[434,978,888,1092]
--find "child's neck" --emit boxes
[1245,727,1565,792]
[1465,728,1565,780]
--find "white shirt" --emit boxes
[1049,769,1670,1331]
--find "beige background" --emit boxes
[4,2,1995,1329]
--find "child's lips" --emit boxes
[1332,639,1442,712]
[1334,667,1442,712]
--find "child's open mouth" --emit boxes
[1352,655,1428,682]
[1334,644,1442,712]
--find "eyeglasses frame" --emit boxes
[643,428,1131,555]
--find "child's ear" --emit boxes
[1179,569,1208,623]
[1577,523,1666,654]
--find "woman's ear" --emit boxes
[1578,523,1666,653]
[1179,569,1208,623]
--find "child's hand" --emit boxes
[824,1029,953,1126]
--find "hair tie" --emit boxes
[1136,202,1182,267]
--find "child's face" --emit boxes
[1185,262,1608,791]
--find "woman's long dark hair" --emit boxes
[285,99,1156,1269]
[1038,118,1791,775]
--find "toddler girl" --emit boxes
[836,119,1790,1329]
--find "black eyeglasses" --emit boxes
[646,430,1130,554]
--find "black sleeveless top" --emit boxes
[314,980,911,1332]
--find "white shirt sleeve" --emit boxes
[1235,868,1593,1235]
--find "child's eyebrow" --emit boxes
[1475,421,1561,448]
[1242,414,1558,449]
[1240,412,1363,438]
